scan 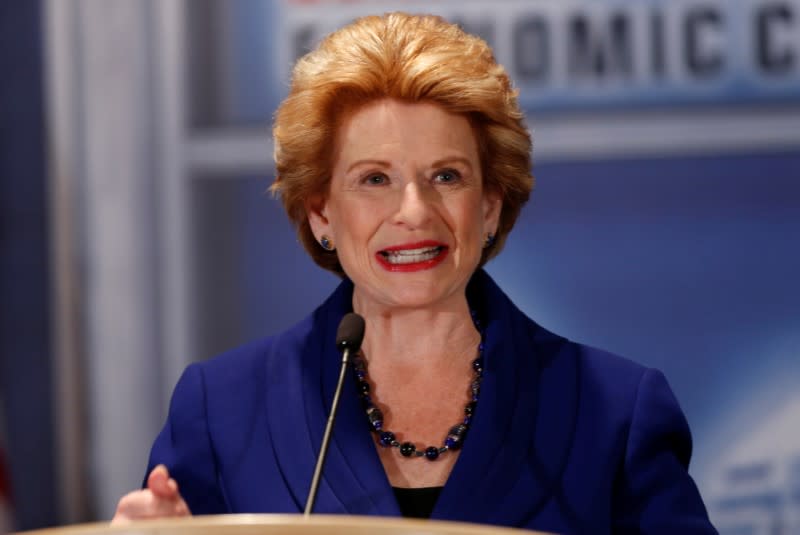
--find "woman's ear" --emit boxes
[305,194,331,243]
[482,188,502,236]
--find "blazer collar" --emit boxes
[434,270,578,525]
[265,278,400,515]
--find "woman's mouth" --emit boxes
[376,242,448,272]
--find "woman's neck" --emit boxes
[352,293,480,368]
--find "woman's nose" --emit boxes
[393,181,434,229]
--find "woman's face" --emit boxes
[307,98,501,312]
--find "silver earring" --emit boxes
[484,233,496,249]
[320,235,334,251]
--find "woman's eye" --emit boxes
[363,173,387,185]
[434,169,461,184]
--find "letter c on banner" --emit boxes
[685,7,725,78]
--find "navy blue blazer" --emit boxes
[147,270,716,533]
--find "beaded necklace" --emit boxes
[351,310,485,461]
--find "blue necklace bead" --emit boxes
[399,442,416,457]
[444,424,468,450]
[352,311,485,460]
[444,436,461,450]
[379,431,396,447]
[367,406,384,431]
[424,446,440,460]
[465,401,477,416]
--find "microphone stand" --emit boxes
[303,344,353,516]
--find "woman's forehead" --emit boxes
[332,99,479,162]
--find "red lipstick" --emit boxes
[376,240,448,272]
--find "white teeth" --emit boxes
[383,246,442,264]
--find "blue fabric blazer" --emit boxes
[147,270,717,534]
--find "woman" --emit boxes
[113,12,717,533]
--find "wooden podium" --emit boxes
[17,514,552,534]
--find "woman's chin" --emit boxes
[359,277,468,312]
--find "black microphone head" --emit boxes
[336,313,366,353]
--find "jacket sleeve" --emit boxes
[146,363,229,515]
[612,368,718,534]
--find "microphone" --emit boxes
[303,312,366,515]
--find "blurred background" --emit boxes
[1,0,799,532]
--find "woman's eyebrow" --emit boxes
[346,159,390,174]
[345,156,474,174]
[430,156,474,170]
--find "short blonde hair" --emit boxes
[271,12,533,275]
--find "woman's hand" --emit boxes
[111,465,191,524]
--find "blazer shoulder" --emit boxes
[195,313,316,392]
[578,344,648,392]
[525,316,648,398]
[528,326,654,432]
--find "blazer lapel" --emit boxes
[433,271,580,527]
[321,321,402,516]
[263,306,333,513]
[265,278,399,516]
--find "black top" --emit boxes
[392,486,444,519]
